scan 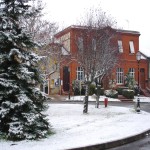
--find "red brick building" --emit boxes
[53,25,149,95]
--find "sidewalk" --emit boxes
[48,94,68,101]
[48,94,150,103]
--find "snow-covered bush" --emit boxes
[122,89,134,99]
[72,80,85,95]
[116,87,128,95]
[109,78,117,90]
[104,90,118,98]
[124,72,136,90]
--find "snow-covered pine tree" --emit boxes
[0,0,50,140]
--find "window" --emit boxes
[118,40,123,53]
[116,68,124,84]
[149,62,150,79]
[129,41,135,53]
[78,37,84,51]
[77,67,84,80]
[92,38,96,51]
[129,68,135,78]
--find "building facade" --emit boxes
[51,25,149,95]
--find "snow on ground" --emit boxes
[1,103,150,150]
[66,95,120,102]
[66,95,150,103]
[133,96,150,103]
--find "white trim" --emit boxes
[116,68,124,84]
[76,67,84,80]
[92,38,96,51]
[78,37,84,51]
[129,68,135,78]
[129,41,135,53]
[118,40,123,53]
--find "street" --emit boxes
[110,134,150,150]
[109,102,150,150]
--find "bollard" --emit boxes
[136,95,140,112]
[104,98,108,107]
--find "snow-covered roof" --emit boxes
[55,25,140,37]
[140,50,150,58]
[117,29,140,35]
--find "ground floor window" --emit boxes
[40,81,48,94]
[116,68,124,84]
[129,68,135,78]
[76,67,84,80]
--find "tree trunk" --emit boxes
[96,84,100,108]
[95,78,100,108]
[83,83,89,113]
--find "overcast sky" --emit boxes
[43,0,150,56]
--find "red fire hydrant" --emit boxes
[104,98,108,107]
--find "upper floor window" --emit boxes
[92,38,96,51]
[129,68,135,78]
[118,40,123,53]
[78,37,84,51]
[149,62,150,79]
[116,68,124,84]
[129,41,135,53]
[76,67,84,80]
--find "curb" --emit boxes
[68,129,150,150]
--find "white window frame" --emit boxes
[92,38,96,51]
[149,62,150,79]
[78,37,84,51]
[118,40,123,53]
[116,68,124,84]
[129,68,135,78]
[76,67,84,80]
[129,41,135,53]
[41,80,49,95]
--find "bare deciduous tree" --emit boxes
[76,9,120,113]
[38,42,70,78]
[19,0,58,46]
[19,0,59,79]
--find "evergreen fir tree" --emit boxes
[0,0,50,140]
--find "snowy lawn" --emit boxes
[1,103,150,150]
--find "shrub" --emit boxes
[74,88,80,95]
[124,72,136,90]
[100,88,104,95]
[104,90,118,98]
[122,89,134,99]
[117,87,128,95]
[81,87,85,95]
[89,84,96,95]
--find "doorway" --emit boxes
[63,66,70,91]
[140,68,145,89]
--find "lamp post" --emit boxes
[68,67,70,100]
[136,51,141,112]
